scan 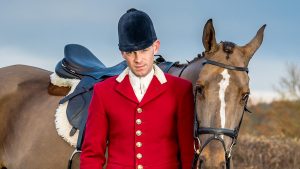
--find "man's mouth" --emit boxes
[135,65,145,70]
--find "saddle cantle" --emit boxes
[55,44,106,79]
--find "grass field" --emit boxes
[231,100,300,169]
[234,135,300,169]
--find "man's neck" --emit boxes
[128,68,154,102]
[129,68,154,79]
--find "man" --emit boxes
[80,8,194,169]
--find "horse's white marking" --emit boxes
[50,73,80,147]
[218,70,230,135]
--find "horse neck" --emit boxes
[169,56,205,86]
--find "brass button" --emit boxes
[136,153,143,159]
[137,108,143,113]
[136,130,142,136]
[136,142,142,147]
[136,119,142,125]
[137,164,143,169]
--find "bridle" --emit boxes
[191,58,252,169]
[160,54,252,168]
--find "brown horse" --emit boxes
[168,19,265,169]
[0,65,80,169]
[0,19,265,169]
[199,20,264,169]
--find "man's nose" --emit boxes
[134,52,142,63]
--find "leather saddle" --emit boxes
[56,44,127,80]
[55,44,127,138]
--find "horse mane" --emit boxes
[173,53,204,67]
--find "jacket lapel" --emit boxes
[139,76,168,107]
[115,75,139,103]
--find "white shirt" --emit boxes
[128,68,154,102]
[116,64,167,102]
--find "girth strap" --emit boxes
[59,83,94,104]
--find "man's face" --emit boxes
[121,40,160,77]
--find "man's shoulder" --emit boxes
[94,76,118,90]
[165,74,192,87]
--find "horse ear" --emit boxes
[242,24,266,63]
[202,19,217,54]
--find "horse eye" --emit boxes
[196,85,205,98]
[241,93,250,103]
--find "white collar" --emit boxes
[116,64,167,84]
[128,67,154,87]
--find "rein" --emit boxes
[191,59,252,169]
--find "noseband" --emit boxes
[192,59,252,169]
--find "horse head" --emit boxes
[194,19,266,169]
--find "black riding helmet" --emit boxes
[118,8,157,52]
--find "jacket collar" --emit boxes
[116,64,167,84]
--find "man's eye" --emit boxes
[125,51,133,55]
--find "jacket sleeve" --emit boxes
[80,86,108,169]
[177,82,194,169]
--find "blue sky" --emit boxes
[1,1,299,99]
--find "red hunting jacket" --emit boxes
[80,66,194,169]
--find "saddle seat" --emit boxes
[56,44,127,80]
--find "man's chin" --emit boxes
[132,71,147,77]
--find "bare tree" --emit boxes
[274,63,300,100]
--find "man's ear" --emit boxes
[121,51,126,59]
[153,40,160,54]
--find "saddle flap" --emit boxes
[66,76,101,130]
